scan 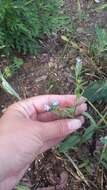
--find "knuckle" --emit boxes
[56,120,68,137]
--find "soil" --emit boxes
[0,0,107,190]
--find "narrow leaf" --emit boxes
[83,80,107,103]
[100,137,107,145]
[16,185,30,190]
[81,125,96,143]
[61,35,69,42]
[81,112,98,143]
[59,134,81,152]
[82,112,97,126]
[0,71,21,100]
[96,3,107,11]
[101,161,107,170]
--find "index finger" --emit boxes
[18,95,86,114]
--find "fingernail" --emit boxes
[77,116,85,125]
[68,119,82,132]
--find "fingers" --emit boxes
[9,95,87,120]
[27,95,78,113]
[16,95,86,115]
[40,137,64,153]
[37,103,87,122]
[39,116,84,141]
[37,112,59,122]
[75,103,87,116]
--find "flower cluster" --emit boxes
[44,100,59,112]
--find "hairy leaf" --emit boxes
[16,186,30,190]
[81,125,96,143]
[101,149,107,162]
[82,112,97,126]
[96,3,107,12]
[101,161,107,170]
[100,137,107,145]
[90,27,107,56]
[83,80,107,103]
[59,134,81,152]
[81,113,96,143]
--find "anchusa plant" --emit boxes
[49,58,107,172]
[50,57,83,118]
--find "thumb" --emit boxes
[39,117,84,141]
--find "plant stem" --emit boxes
[88,100,107,126]
[97,112,107,126]
[77,0,82,21]
[99,144,107,165]
[64,152,89,186]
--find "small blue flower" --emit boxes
[75,57,82,77]
[76,57,82,65]
[51,100,59,107]
[44,104,51,112]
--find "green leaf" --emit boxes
[101,149,107,162]
[81,125,96,143]
[96,3,107,12]
[0,0,67,56]
[0,71,21,100]
[101,161,107,170]
[12,57,24,71]
[82,112,97,126]
[100,137,107,145]
[60,107,75,118]
[61,35,69,42]
[90,27,107,56]
[81,112,98,143]
[59,134,81,152]
[83,80,107,103]
[75,61,82,79]
[3,66,12,78]
[16,185,30,190]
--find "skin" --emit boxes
[0,95,87,190]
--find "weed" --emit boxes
[90,27,107,57]
[77,0,86,22]
[50,61,107,171]
[3,57,24,78]
[61,27,107,63]
[0,0,71,78]
[16,185,30,190]
[50,57,83,118]
[96,3,107,12]
[0,71,21,100]
[0,0,69,57]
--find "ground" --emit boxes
[0,0,107,189]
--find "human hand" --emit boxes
[0,95,87,189]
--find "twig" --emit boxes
[64,152,89,186]
[97,112,107,126]
[99,144,107,165]
[88,100,107,126]
[55,152,80,180]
